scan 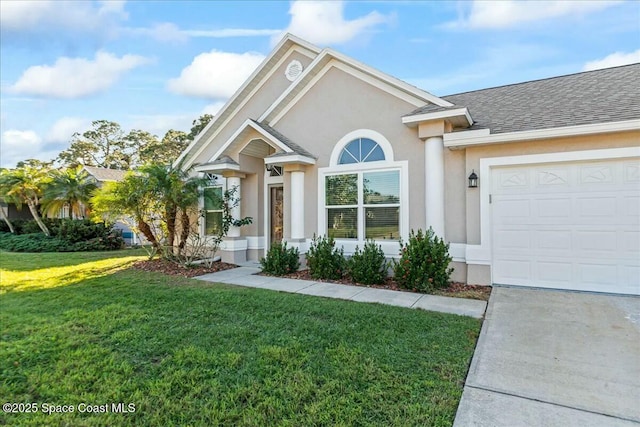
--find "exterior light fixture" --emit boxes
[468,170,478,188]
[265,164,273,172]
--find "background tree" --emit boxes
[91,173,164,256]
[41,166,98,219]
[187,114,214,141]
[57,120,132,169]
[0,163,52,235]
[139,129,189,165]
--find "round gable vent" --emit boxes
[285,60,303,81]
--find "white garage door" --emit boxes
[491,157,640,295]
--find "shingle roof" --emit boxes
[251,120,316,159]
[82,166,128,182]
[408,63,640,134]
[212,155,239,166]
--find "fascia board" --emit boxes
[264,155,316,165]
[443,119,640,148]
[401,108,472,126]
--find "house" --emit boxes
[82,166,138,245]
[176,34,640,295]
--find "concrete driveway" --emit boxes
[454,286,640,426]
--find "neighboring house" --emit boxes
[176,34,640,295]
[82,166,139,246]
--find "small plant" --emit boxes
[260,241,300,276]
[306,234,346,280]
[348,240,387,285]
[393,228,453,293]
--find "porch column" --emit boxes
[227,176,241,238]
[290,170,305,239]
[425,135,445,238]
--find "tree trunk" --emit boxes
[136,218,161,253]
[0,205,15,233]
[165,204,177,255]
[177,208,191,254]
[27,201,50,236]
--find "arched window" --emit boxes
[321,130,407,250]
[338,138,385,164]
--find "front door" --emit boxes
[270,186,284,245]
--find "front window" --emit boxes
[326,170,400,240]
[204,186,223,235]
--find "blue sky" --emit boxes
[1,0,638,168]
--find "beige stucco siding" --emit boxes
[444,148,467,243]
[273,66,426,238]
[190,50,314,166]
[461,129,640,244]
[237,154,265,237]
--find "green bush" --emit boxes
[56,219,117,243]
[260,241,300,276]
[0,218,30,234]
[306,235,346,280]
[393,228,453,293]
[348,240,388,285]
[0,224,124,252]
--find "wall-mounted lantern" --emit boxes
[468,170,478,188]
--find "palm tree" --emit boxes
[139,162,208,254]
[0,165,51,235]
[41,166,98,219]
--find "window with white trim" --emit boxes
[324,137,401,241]
[203,173,224,235]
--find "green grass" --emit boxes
[1,251,481,426]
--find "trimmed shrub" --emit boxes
[260,241,300,276]
[393,228,453,293]
[0,232,123,252]
[348,240,388,285]
[306,234,346,280]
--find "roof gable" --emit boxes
[177,34,321,169]
[260,48,452,126]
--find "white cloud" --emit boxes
[46,117,91,142]
[1,130,45,168]
[0,117,95,168]
[185,28,281,38]
[167,50,265,99]
[127,114,194,138]
[583,49,640,71]
[10,51,151,99]
[123,24,280,43]
[272,1,390,46]
[202,102,226,116]
[0,0,126,34]
[447,0,619,30]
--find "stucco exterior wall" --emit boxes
[273,66,425,239]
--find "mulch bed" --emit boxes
[131,259,237,278]
[264,269,492,301]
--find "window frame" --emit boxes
[200,173,226,237]
[317,129,409,257]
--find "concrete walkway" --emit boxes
[195,266,487,319]
[454,286,640,426]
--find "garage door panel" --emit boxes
[493,229,531,250]
[537,262,572,283]
[536,198,572,218]
[537,230,572,250]
[492,158,640,295]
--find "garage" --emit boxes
[491,157,640,295]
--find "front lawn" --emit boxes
[1,251,481,426]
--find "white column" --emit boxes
[227,176,241,237]
[425,136,445,238]
[290,170,305,239]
